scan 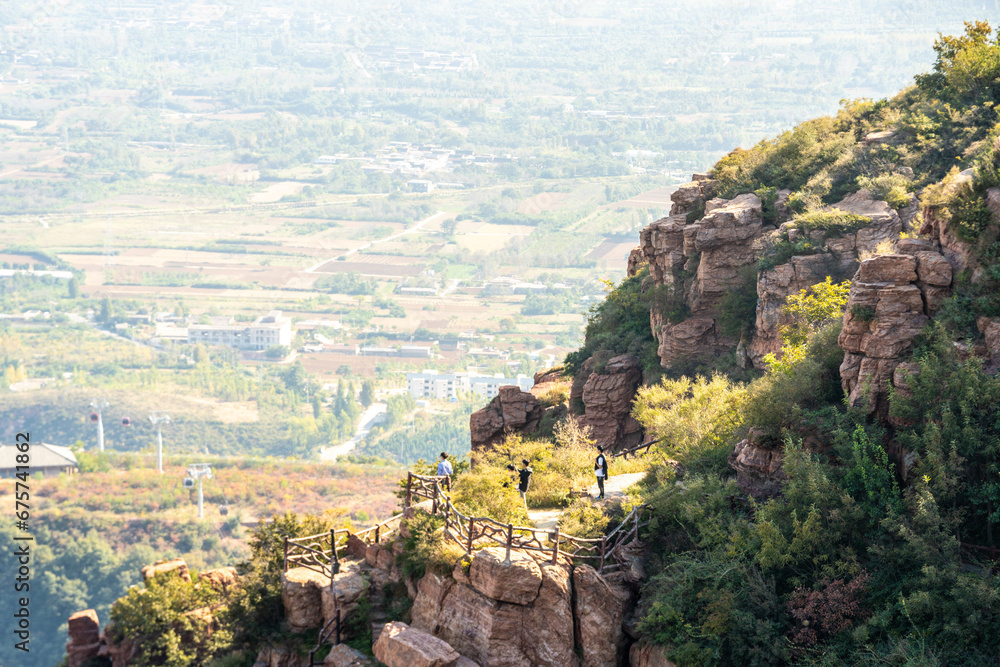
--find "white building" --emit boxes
[187,310,292,351]
[406,370,532,401]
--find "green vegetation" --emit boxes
[623,26,1000,664]
[564,269,661,376]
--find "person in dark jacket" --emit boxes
[594,446,608,499]
[517,459,532,511]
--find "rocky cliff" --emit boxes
[470,363,642,452]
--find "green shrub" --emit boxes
[717,266,759,338]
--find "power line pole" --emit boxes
[149,411,170,473]
[90,399,109,452]
[186,463,212,519]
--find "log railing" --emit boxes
[407,473,650,573]
[285,470,649,659]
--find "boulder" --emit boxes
[66,609,101,667]
[978,317,1000,371]
[669,178,715,216]
[573,565,635,667]
[373,621,464,667]
[68,609,101,645]
[470,547,542,605]
[579,355,644,451]
[422,553,577,667]
[199,566,238,593]
[470,386,543,451]
[281,567,331,633]
[655,316,722,367]
[855,254,916,284]
[324,644,375,667]
[629,640,677,667]
[141,558,191,583]
[728,432,786,499]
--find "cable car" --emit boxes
[121,416,131,426]
[90,412,99,422]
[183,477,194,488]
[219,505,229,516]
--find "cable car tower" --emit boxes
[148,411,170,473]
[89,398,109,451]
[184,463,212,519]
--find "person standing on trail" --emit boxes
[594,446,608,500]
[517,459,533,512]
[437,452,453,491]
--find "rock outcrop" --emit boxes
[324,644,375,667]
[919,168,978,276]
[469,385,543,450]
[640,188,765,369]
[411,548,579,667]
[141,558,191,583]
[728,430,787,499]
[66,609,102,667]
[577,355,644,451]
[199,566,238,593]
[281,566,331,633]
[748,190,905,367]
[839,244,952,418]
[629,640,677,667]
[573,565,636,667]
[749,254,837,366]
[373,621,467,667]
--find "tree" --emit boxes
[67,277,79,298]
[360,379,376,407]
[100,296,114,323]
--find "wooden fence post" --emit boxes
[283,535,289,572]
[375,524,380,545]
[467,516,475,555]
[599,536,606,573]
[551,527,560,565]
[331,529,339,576]
[505,523,513,563]
[405,472,413,507]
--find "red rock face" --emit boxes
[579,355,644,452]
[66,609,102,667]
[640,185,764,370]
[469,386,544,451]
[839,246,952,420]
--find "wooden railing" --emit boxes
[613,437,662,460]
[285,470,650,660]
[408,473,650,573]
[283,529,349,580]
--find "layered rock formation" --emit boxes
[839,242,952,418]
[575,355,644,451]
[373,621,469,667]
[747,189,903,367]
[66,609,102,667]
[640,187,765,369]
[470,363,641,452]
[411,547,578,666]
[469,386,544,450]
